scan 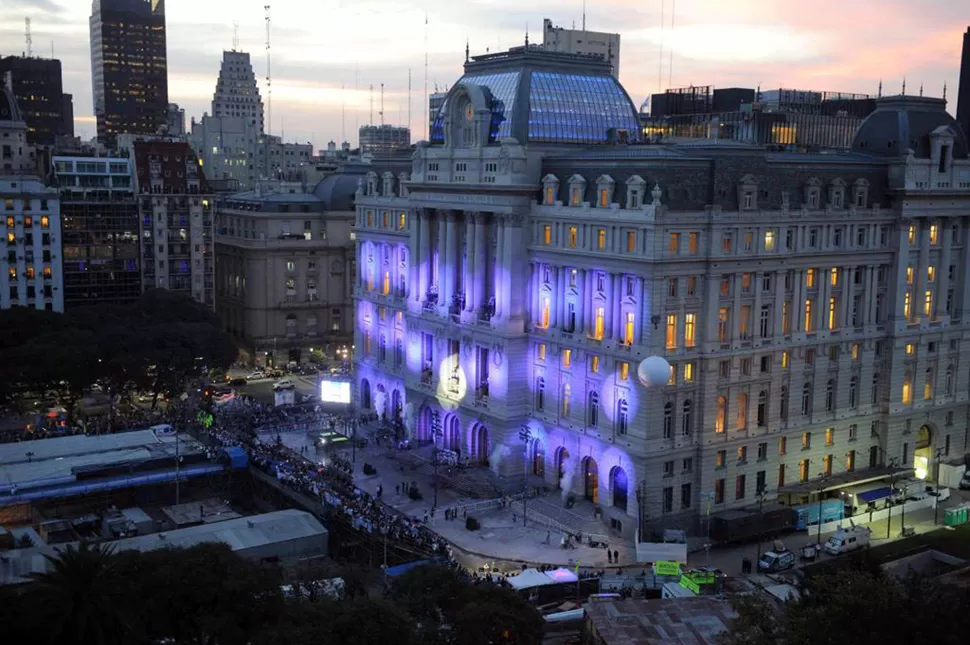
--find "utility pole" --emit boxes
[887,457,899,538]
[934,447,945,525]
[519,425,532,527]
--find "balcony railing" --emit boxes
[421,366,433,385]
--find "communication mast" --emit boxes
[233,21,239,52]
[25,17,32,58]
[265,5,272,136]
[380,83,385,127]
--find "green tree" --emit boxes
[451,585,544,645]
[720,565,970,645]
[28,542,134,645]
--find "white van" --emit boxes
[823,524,871,556]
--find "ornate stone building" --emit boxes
[352,46,970,537]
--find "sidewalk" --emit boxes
[266,426,638,571]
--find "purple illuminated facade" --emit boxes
[354,46,970,538]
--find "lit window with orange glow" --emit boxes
[623,312,635,346]
[684,362,694,383]
[904,292,912,319]
[543,225,552,245]
[562,349,572,368]
[804,299,813,332]
[684,312,696,347]
[597,229,606,250]
[593,308,605,340]
[908,224,916,244]
[619,361,629,381]
[906,265,914,284]
[568,227,578,248]
[590,355,600,373]
[665,314,678,349]
[927,266,935,282]
[540,298,550,329]
[537,343,546,361]
[668,364,676,385]
[924,290,933,317]
[830,268,839,287]
[626,231,636,252]
[902,372,912,404]
[828,297,838,330]
[930,224,939,244]
[599,188,609,207]
[714,396,726,433]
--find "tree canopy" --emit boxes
[1,547,544,645]
[0,289,236,416]
[720,562,970,645]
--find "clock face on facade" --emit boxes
[465,104,474,121]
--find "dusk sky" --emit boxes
[0,0,965,150]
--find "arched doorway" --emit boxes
[417,405,432,442]
[474,424,490,465]
[532,439,545,476]
[375,383,387,417]
[447,415,461,455]
[582,456,599,503]
[360,379,372,410]
[555,447,570,489]
[391,389,402,419]
[915,424,933,480]
[611,466,628,510]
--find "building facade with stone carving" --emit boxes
[352,46,970,538]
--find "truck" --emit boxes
[757,548,796,573]
[709,503,795,544]
[823,524,871,556]
[792,499,845,530]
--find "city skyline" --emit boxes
[0,0,964,148]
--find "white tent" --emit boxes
[506,568,557,590]
[544,567,579,584]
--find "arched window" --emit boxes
[825,379,835,412]
[714,396,726,433]
[588,391,599,427]
[681,399,692,435]
[780,386,789,421]
[801,382,813,416]
[757,391,768,427]
[849,376,858,408]
[663,401,674,439]
[616,399,629,435]
[562,383,571,417]
[535,377,545,411]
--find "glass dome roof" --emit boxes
[430,54,642,146]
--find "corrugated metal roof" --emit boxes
[0,430,179,466]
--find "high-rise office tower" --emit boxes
[212,50,264,133]
[90,0,169,148]
[0,56,74,146]
[958,27,970,141]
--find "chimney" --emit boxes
[958,27,970,142]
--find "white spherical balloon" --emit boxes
[637,356,671,388]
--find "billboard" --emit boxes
[320,380,351,405]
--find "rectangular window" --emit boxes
[668,233,680,254]
[568,227,578,248]
[714,479,725,505]
[688,232,699,255]
[590,355,600,373]
[597,229,606,249]
[802,432,811,449]
[593,308,605,340]
[758,442,768,461]
[599,188,609,207]
[804,299,813,332]
[806,268,816,288]
[665,314,677,349]
[778,464,786,487]
[718,307,729,343]
[681,483,692,509]
[562,349,572,368]
[623,312,635,346]
[781,351,790,368]
[543,225,552,245]
[764,230,776,251]
[684,313,696,347]
[825,427,834,446]
[684,362,694,383]
[626,231,636,252]
[930,224,939,245]
[716,450,726,469]
[735,474,746,500]
[779,436,787,455]
[722,234,732,253]
[618,362,629,381]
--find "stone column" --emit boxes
[937,225,953,320]
[820,269,831,331]
[435,212,447,313]
[355,240,364,290]
[463,212,476,311]
[585,270,595,332]
[773,270,786,336]
[553,266,564,329]
[752,272,763,338]
[842,266,853,328]
[732,273,743,338]
[474,213,487,315]
[865,266,877,325]
[504,216,525,322]
[577,269,586,334]
[793,270,804,332]
[605,273,615,339]
[444,211,458,306]
[915,222,931,321]
[417,210,430,302]
[960,222,970,320]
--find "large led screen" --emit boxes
[320,380,351,405]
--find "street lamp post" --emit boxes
[934,447,945,525]
[887,457,899,539]
[351,417,357,465]
[519,425,532,528]
[755,486,770,562]
[431,411,442,509]
[815,474,827,547]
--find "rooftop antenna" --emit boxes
[878,79,883,98]
[465,38,470,63]
[943,82,947,101]
[919,83,924,97]
[424,13,429,140]
[902,77,906,95]
[668,0,676,88]
[525,25,529,47]
[341,83,346,144]
[380,83,385,127]
[25,17,32,58]
[658,0,666,93]
[369,84,374,126]
[233,22,239,51]
[264,5,272,136]
[583,0,587,31]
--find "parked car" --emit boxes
[228,377,247,386]
[757,548,796,573]
[273,379,295,391]
[823,524,871,556]
[267,369,284,378]
[246,371,266,380]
